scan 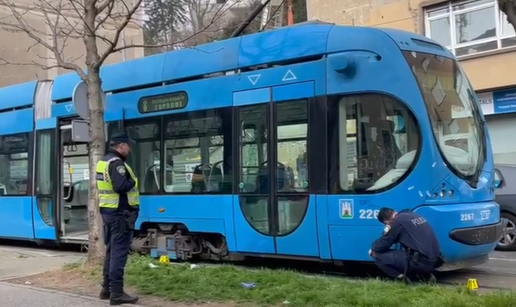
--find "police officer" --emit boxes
[97,132,139,305]
[369,207,441,283]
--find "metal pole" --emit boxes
[230,0,273,38]
[287,0,294,25]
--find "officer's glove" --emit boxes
[368,249,375,258]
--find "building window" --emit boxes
[424,0,516,57]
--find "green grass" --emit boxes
[120,255,516,307]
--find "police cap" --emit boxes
[378,207,395,224]
[110,132,136,145]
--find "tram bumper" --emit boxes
[413,201,501,271]
[449,220,505,246]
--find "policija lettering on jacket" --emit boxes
[96,132,140,306]
[369,207,442,284]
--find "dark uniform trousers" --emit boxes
[374,250,437,278]
[102,212,133,293]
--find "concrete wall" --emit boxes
[0,2,144,88]
[306,0,516,91]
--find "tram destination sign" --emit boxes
[138,91,188,114]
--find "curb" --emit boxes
[0,281,146,307]
[0,271,56,282]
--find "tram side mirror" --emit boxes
[494,179,503,189]
[64,184,75,202]
[71,120,90,142]
[494,169,505,189]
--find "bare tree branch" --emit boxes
[499,0,516,33]
[97,0,114,14]
[112,0,241,53]
[94,0,143,68]
[0,0,88,80]
[0,0,239,75]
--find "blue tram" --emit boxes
[0,22,504,270]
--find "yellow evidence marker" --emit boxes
[159,255,170,264]
[466,278,479,290]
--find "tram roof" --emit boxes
[0,22,452,107]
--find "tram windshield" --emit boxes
[405,52,485,184]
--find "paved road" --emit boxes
[439,251,516,290]
[0,245,84,280]
[0,282,141,307]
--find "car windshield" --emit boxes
[404,52,485,183]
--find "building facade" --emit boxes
[0,1,144,88]
[307,0,516,164]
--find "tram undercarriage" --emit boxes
[130,224,232,262]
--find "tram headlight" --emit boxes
[439,190,446,198]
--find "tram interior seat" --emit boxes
[367,150,416,190]
[354,119,402,190]
[257,162,286,194]
[440,145,472,173]
[191,162,227,193]
[377,119,402,169]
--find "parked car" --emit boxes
[494,164,516,251]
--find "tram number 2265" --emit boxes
[359,209,379,219]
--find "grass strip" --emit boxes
[123,255,516,307]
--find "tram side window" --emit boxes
[240,104,267,193]
[328,94,421,193]
[164,108,232,194]
[277,101,308,192]
[239,101,308,194]
[0,133,30,195]
[125,121,161,194]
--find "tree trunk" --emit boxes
[86,69,107,265]
[83,0,106,267]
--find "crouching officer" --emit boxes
[368,207,441,283]
[97,132,140,305]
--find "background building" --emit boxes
[306,0,516,164]
[0,0,144,87]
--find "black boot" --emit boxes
[425,273,437,284]
[99,283,110,300]
[99,287,110,300]
[109,292,139,305]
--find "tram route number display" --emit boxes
[138,91,188,114]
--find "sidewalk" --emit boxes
[0,282,142,307]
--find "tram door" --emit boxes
[59,121,90,240]
[34,121,58,240]
[233,82,319,257]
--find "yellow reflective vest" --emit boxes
[96,156,140,208]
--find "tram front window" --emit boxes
[405,52,486,185]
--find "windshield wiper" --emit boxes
[470,121,486,188]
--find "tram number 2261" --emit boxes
[359,209,379,219]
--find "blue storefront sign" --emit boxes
[493,89,516,114]
[475,89,516,115]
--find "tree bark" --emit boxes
[86,69,107,266]
[84,0,106,266]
